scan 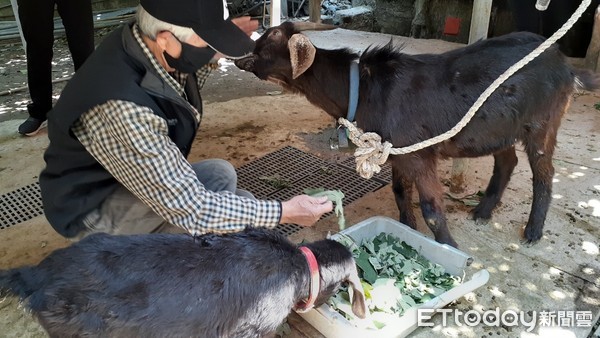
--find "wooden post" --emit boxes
[309,0,321,23]
[450,0,492,194]
[585,5,600,71]
[468,0,493,44]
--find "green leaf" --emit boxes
[356,250,378,284]
[393,241,416,259]
[410,288,423,299]
[396,293,418,313]
[372,320,386,330]
[303,188,346,229]
[328,292,356,320]
[368,256,383,270]
[259,174,292,189]
[363,240,376,255]
[400,261,414,275]
[420,293,433,302]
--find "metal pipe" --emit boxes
[536,0,551,11]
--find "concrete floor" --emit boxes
[0,27,599,338]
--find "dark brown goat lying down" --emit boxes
[0,228,366,338]
[235,22,599,248]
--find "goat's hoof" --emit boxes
[473,217,490,226]
[522,226,543,245]
[520,238,539,247]
[471,208,492,222]
[437,236,459,249]
[447,239,459,249]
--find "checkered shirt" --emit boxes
[71,25,281,235]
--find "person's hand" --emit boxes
[231,16,259,37]
[280,195,333,226]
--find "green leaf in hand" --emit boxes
[303,188,346,229]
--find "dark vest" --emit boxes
[40,24,203,237]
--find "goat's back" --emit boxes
[358,31,597,156]
[0,229,306,337]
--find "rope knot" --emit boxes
[338,118,393,179]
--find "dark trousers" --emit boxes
[17,0,94,119]
[508,0,597,57]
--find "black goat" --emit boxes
[0,228,366,337]
[235,22,599,248]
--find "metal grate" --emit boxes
[237,146,389,236]
[0,147,389,236]
[267,164,383,204]
[237,146,329,199]
[0,182,43,230]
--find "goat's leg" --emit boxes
[472,146,519,220]
[523,127,558,243]
[413,160,458,248]
[391,162,417,228]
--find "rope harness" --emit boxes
[339,0,592,179]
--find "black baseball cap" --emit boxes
[140,0,255,58]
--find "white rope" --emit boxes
[341,0,592,179]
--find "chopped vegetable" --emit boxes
[303,188,345,229]
[259,174,292,189]
[328,232,461,329]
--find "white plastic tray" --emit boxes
[298,216,490,338]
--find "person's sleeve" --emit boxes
[71,99,281,235]
[194,62,218,90]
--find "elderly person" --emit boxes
[39,0,332,239]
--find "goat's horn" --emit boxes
[292,22,337,31]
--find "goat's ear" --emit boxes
[347,271,367,319]
[288,34,316,79]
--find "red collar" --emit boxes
[294,246,320,313]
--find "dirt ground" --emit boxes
[0,25,599,338]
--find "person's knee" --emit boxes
[236,188,256,200]
[192,159,237,192]
[215,159,236,174]
[206,159,237,181]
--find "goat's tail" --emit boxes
[0,267,41,299]
[574,68,600,92]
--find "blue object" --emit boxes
[347,60,360,122]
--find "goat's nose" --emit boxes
[234,57,255,72]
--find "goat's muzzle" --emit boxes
[234,56,255,73]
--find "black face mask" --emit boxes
[163,40,217,73]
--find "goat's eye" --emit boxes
[271,30,281,37]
